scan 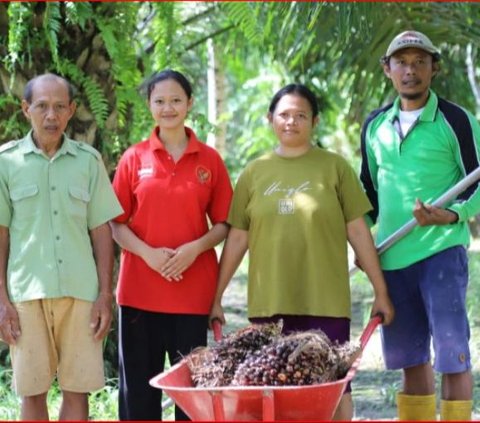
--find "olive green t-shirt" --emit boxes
[229,147,372,319]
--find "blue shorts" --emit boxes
[249,315,351,392]
[381,246,471,373]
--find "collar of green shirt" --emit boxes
[20,130,78,157]
[387,89,439,124]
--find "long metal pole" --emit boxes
[349,167,480,276]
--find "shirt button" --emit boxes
[172,172,175,176]
[58,259,63,264]
[51,186,56,191]
[56,236,60,241]
[53,210,58,215]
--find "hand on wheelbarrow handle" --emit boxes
[211,318,223,342]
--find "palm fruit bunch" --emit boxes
[187,321,282,387]
[232,330,341,386]
[187,322,361,387]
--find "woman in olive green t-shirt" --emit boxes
[209,83,394,421]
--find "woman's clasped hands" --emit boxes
[143,242,200,282]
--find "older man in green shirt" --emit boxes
[0,73,122,420]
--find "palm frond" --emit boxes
[223,3,263,44]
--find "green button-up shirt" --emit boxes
[0,131,123,303]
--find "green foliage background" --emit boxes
[2,2,480,173]
[1,1,480,419]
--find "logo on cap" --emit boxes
[385,30,439,58]
[398,39,424,47]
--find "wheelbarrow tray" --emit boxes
[149,316,380,421]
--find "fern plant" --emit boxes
[43,2,62,68]
[5,2,32,72]
[0,94,29,142]
[94,4,142,129]
[58,58,109,129]
[64,1,92,30]
[150,2,180,72]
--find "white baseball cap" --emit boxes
[385,30,440,58]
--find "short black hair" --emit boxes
[23,73,76,104]
[268,84,319,119]
[141,69,193,101]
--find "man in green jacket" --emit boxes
[360,31,480,421]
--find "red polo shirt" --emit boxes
[112,126,233,314]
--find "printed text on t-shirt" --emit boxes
[264,181,311,198]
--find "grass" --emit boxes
[349,248,480,420]
[0,376,120,420]
[1,248,480,420]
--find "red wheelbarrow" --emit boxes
[149,315,381,421]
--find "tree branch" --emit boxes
[184,24,236,51]
[181,4,218,27]
[136,4,156,34]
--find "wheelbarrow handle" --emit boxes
[359,314,383,350]
[211,318,223,342]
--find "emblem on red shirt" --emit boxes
[138,166,154,179]
[196,165,211,184]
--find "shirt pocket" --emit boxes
[68,186,91,220]
[10,184,39,219]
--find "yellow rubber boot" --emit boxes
[440,400,472,421]
[397,393,437,420]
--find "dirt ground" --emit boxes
[350,323,401,420]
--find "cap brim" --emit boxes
[387,43,440,57]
